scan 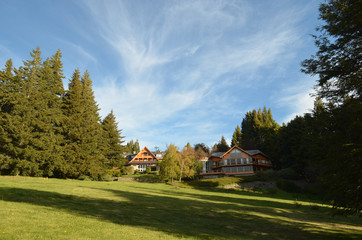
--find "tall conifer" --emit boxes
[231,125,242,147]
[63,69,106,178]
[102,110,126,165]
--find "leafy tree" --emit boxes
[301,0,361,102]
[160,144,180,182]
[102,110,126,166]
[178,144,197,181]
[231,125,242,147]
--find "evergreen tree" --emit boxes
[241,107,279,155]
[301,0,362,213]
[126,139,140,153]
[63,69,106,178]
[0,59,18,175]
[216,136,230,152]
[102,110,126,166]
[231,125,242,147]
[194,143,210,154]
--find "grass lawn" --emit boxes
[0,177,361,239]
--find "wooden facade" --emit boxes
[127,147,160,172]
[200,146,273,178]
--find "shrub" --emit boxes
[99,173,113,182]
[145,166,151,174]
[109,169,121,177]
[276,180,302,193]
[78,175,92,181]
[122,166,134,175]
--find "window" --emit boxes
[231,159,236,165]
[225,167,231,173]
[237,159,242,164]
[243,158,247,164]
[237,167,242,172]
[232,167,237,173]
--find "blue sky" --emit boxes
[0,0,322,150]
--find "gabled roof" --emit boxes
[220,146,251,158]
[209,152,225,158]
[245,149,270,159]
[128,146,160,163]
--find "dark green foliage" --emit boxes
[241,107,279,156]
[276,180,302,193]
[194,143,210,154]
[301,0,361,102]
[0,48,123,179]
[63,70,106,179]
[102,110,126,166]
[0,48,65,177]
[126,139,140,153]
[216,136,230,152]
[277,115,311,172]
[300,0,362,213]
[316,99,362,213]
[231,125,242,147]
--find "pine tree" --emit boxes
[102,110,126,166]
[241,107,279,154]
[217,136,230,152]
[231,125,242,147]
[63,69,106,179]
[0,59,17,175]
[127,139,140,153]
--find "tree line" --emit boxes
[0,48,126,179]
[213,0,361,214]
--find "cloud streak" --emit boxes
[83,0,317,148]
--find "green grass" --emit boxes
[0,177,361,239]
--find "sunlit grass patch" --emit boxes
[0,176,361,240]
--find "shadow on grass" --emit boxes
[0,186,361,240]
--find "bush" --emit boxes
[98,173,113,182]
[109,169,121,177]
[78,175,92,181]
[145,166,151,174]
[276,180,302,193]
[122,166,134,175]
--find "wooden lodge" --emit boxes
[126,147,160,172]
[200,146,273,178]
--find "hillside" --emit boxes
[0,177,361,239]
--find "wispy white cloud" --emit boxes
[84,0,317,148]
[276,80,316,124]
